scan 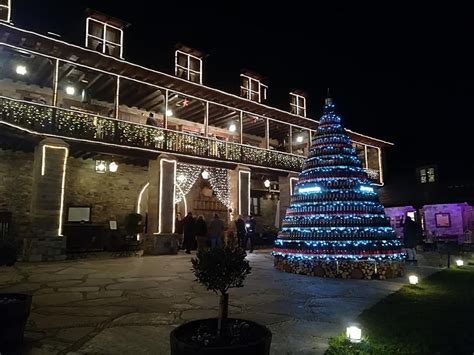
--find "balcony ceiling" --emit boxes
[0,24,391,148]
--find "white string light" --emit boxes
[209,167,231,208]
[175,163,201,203]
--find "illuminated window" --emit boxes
[290,92,306,117]
[86,17,123,58]
[420,169,427,183]
[427,167,435,183]
[0,0,11,22]
[240,74,267,103]
[175,50,202,84]
[419,166,436,184]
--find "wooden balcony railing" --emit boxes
[0,97,304,172]
[0,96,382,182]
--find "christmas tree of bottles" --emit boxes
[273,97,405,279]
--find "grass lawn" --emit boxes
[326,266,474,354]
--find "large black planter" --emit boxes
[0,293,32,352]
[170,318,272,355]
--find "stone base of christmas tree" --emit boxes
[274,256,404,280]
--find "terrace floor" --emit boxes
[0,250,442,354]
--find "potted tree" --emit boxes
[170,246,272,354]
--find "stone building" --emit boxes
[0,4,392,260]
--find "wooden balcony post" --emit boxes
[265,118,269,150]
[164,90,169,129]
[115,76,120,119]
[239,111,243,145]
[204,102,209,137]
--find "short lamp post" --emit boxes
[408,275,419,285]
[346,325,362,343]
[455,259,464,267]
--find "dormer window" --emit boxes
[240,73,267,103]
[175,49,203,84]
[0,0,11,22]
[85,10,128,59]
[290,92,306,117]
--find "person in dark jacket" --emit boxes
[175,212,184,250]
[244,214,257,253]
[146,112,158,127]
[182,212,196,254]
[209,214,225,248]
[401,216,421,263]
[235,215,246,248]
[195,215,208,251]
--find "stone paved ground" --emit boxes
[0,250,441,355]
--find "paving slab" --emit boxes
[3,250,442,354]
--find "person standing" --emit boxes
[146,112,158,127]
[235,215,246,248]
[209,213,225,248]
[195,215,208,251]
[401,215,421,264]
[175,212,184,250]
[244,214,256,253]
[182,212,196,254]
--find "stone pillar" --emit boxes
[144,155,178,255]
[278,174,299,228]
[229,165,251,219]
[24,138,69,261]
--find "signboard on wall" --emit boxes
[435,213,451,228]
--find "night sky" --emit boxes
[11,1,473,178]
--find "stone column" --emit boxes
[278,174,299,228]
[144,154,178,255]
[24,138,69,261]
[229,165,251,219]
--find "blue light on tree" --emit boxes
[273,96,404,279]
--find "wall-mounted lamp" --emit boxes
[229,122,237,132]
[264,179,271,188]
[166,109,173,117]
[95,160,107,173]
[108,161,119,173]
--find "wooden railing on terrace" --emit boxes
[0,97,304,172]
[0,96,382,183]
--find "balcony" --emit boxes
[0,97,304,172]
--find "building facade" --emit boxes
[0,4,392,260]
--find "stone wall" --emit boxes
[0,149,34,238]
[422,203,470,237]
[254,197,278,234]
[65,158,149,230]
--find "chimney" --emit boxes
[85,9,130,59]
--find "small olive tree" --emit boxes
[191,246,251,336]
